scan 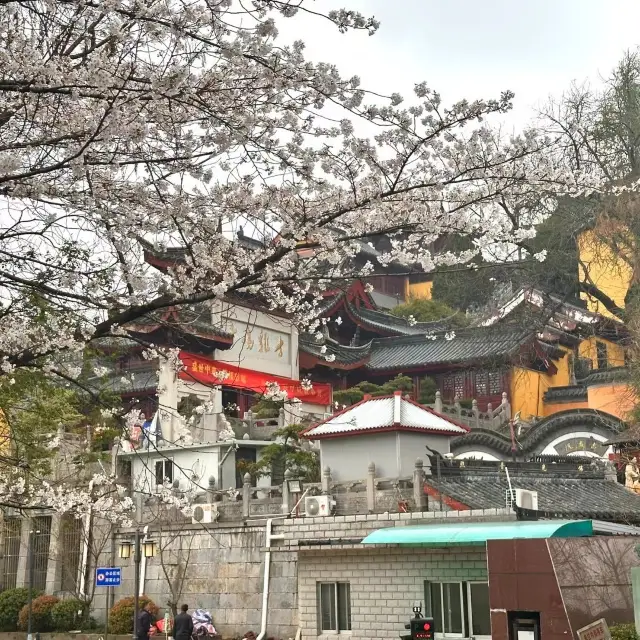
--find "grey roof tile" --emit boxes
[299,326,535,370]
[346,300,458,336]
[580,366,630,385]
[129,307,234,342]
[299,335,372,366]
[543,385,588,402]
[367,326,532,371]
[427,471,640,521]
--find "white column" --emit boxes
[283,400,302,427]
[45,515,63,593]
[290,325,299,380]
[15,519,31,588]
[157,358,178,443]
[202,388,222,443]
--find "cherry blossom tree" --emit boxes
[0,0,581,374]
[0,0,587,516]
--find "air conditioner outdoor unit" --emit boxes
[304,495,335,517]
[514,489,539,511]
[192,503,219,524]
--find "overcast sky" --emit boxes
[276,0,640,130]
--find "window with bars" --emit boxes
[155,459,174,487]
[424,581,491,638]
[488,371,502,394]
[317,582,351,633]
[596,341,608,370]
[453,373,464,397]
[1,519,22,591]
[31,516,52,592]
[474,372,488,395]
[60,516,84,593]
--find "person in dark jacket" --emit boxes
[137,603,154,640]
[173,604,194,640]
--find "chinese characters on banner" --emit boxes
[178,351,332,406]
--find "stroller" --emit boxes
[191,609,216,640]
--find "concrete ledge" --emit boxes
[0,635,130,640]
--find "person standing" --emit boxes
[137,603,155,640]
[173,604,194,640]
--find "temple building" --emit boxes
[98,230,635,470]
[299,283,630,419]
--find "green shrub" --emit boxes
[418,377,437,404]
[332,387,364,407]
[611,624,638,640]
[0,588,41,631]
[18,594,59,632]
[109,596,158,635]
[390,297,467,326]
[51,598,86,632]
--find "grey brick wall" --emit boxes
[297,547,488,640]
[94,524,300,640]
[275,507,513,548]
[95,508,513,640]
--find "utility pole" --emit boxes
[132,529,142,640]
[26,528,40,640]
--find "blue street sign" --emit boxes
[95,567,121,587]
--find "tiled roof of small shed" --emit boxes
[303,393,468,439]
[427,468,640,522]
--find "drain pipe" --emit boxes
[139,525,150,596]
[505,466,515,508]
[257,518,285,640]
[218,443,238,488]
[78,511,92,599]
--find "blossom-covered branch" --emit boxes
[0,0,587,373]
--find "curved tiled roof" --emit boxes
[542,368,631,403]
[299,325,538,371]
[345,300,458,336]
[299,334,372,368]
[450,409,627,456]
[427,470,640,522]
[87,366,158,395]
[128,307,234,344]
[579,366,629,385]
[315,293,345,316]
[543,385,588,402]
[605,426,640,446]
[367,326,532,371]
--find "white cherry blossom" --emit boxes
[0,0,596,519]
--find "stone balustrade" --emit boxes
[431,391,511,431]
[137,459,435,525]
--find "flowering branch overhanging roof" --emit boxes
[0,0,599,522]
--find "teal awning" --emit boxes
[361,520,594,546]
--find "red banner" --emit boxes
[178,351,332,406]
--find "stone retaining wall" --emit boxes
[93,508,513,640]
